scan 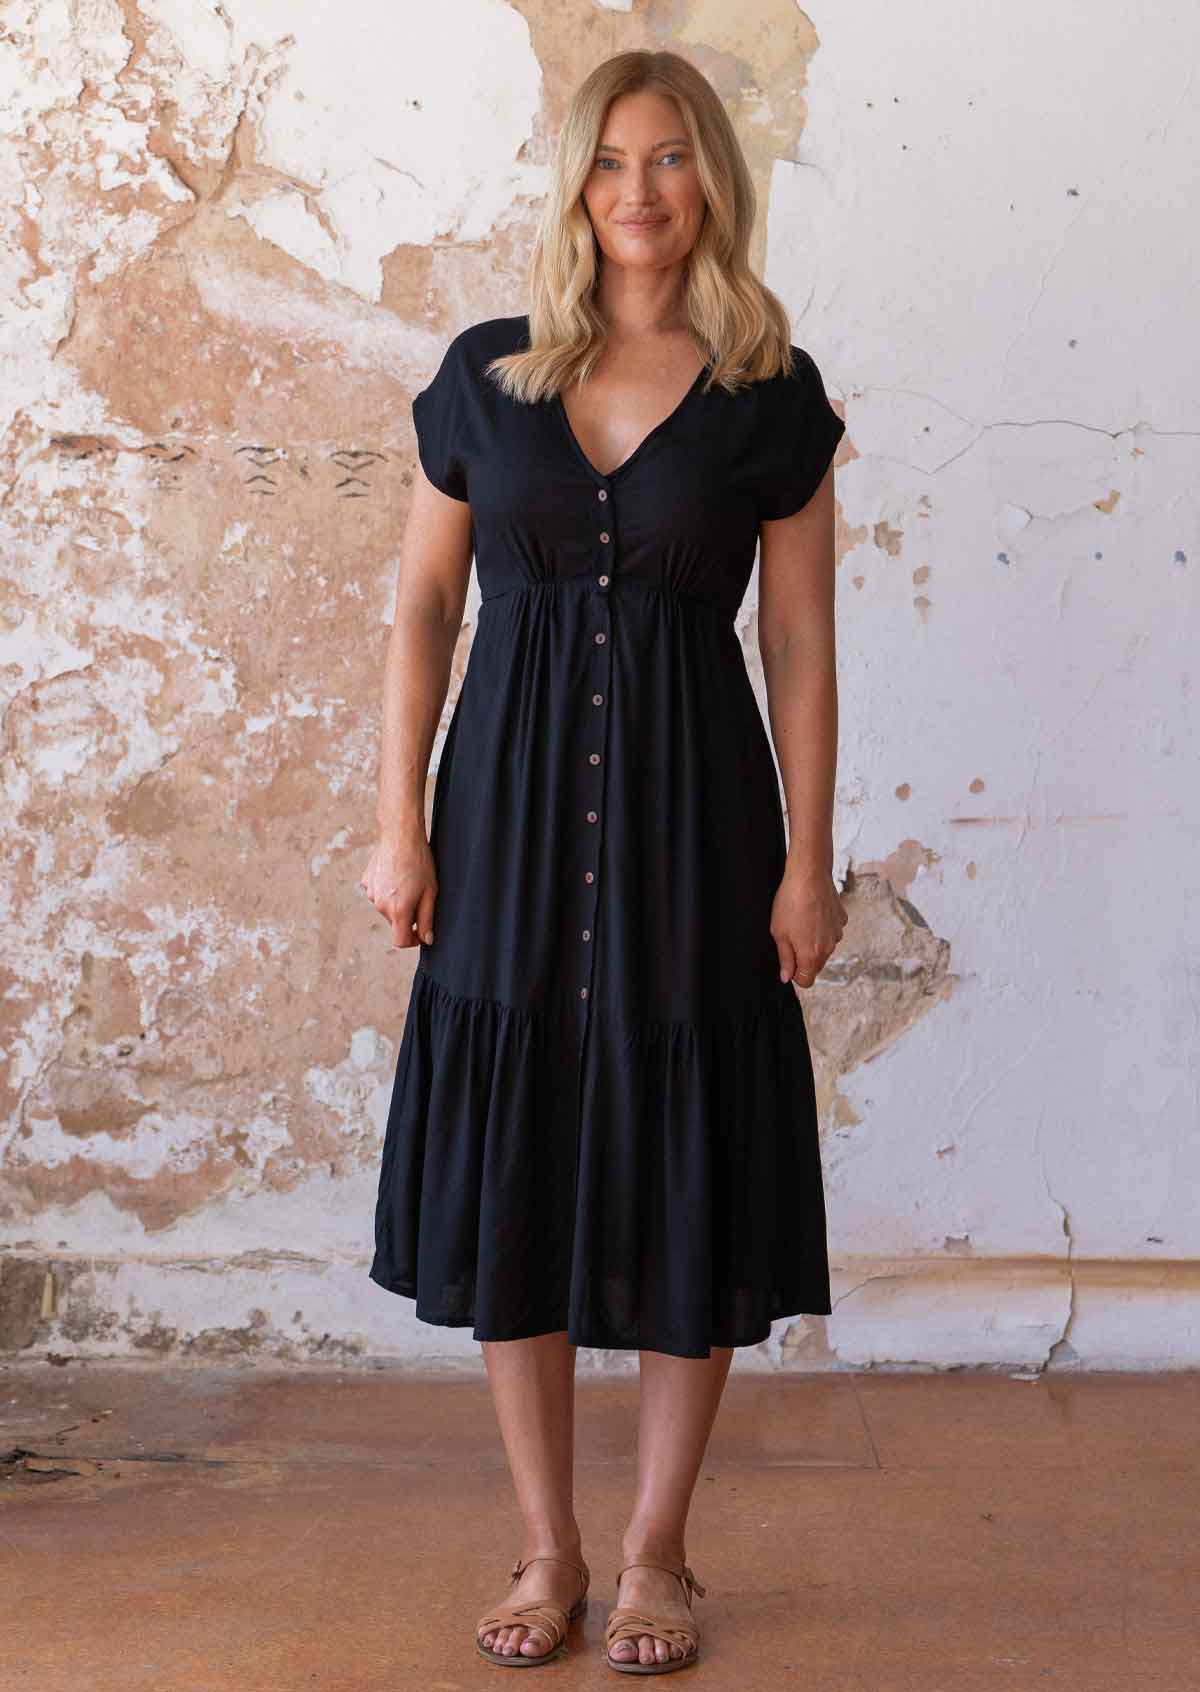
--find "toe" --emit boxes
[610,1639,637,1661]
[520,1628,549,1657]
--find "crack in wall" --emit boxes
[1034,1107,1077,1369]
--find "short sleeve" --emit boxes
[756,346,845,522]
[411,334,469,501]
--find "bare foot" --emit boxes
[607,1562,698,1668]
[477,1551,588,1660]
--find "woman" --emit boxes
[361,47,847,1675]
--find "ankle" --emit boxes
[620,1533,687,1569]
[520,1526,584,1563]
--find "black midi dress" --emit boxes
[368,313,845,1359]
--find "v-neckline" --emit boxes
[554,359,710,483]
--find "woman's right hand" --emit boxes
[360,834,438,950]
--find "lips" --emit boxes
[618,218,669,228]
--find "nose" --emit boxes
[621,163,658,201]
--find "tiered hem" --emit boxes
[369,967,832,1359]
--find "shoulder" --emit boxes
[747,344,841,433]
[756,344,832,401]
[416,317,528,423]
[747,345,844,518]
[444,314,530,378]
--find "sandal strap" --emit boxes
[614,1556,707,1606]
[478,1598,572,1651]
[605,1606,699,1655]
[477,1555,590,1647]
[509,1554,590,1596]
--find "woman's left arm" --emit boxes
[757,461,848,987]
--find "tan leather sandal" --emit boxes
[475,1553,590,1667]
[603,1555,707,1674]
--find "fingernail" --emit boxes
[780,969,789,982]
[423,931,434,944]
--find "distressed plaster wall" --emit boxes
[1,1,1197,1373]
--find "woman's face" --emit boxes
[581,88,706,274]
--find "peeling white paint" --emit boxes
[19,1107,292,1179]
[206,0,549,300]
[310,826,352,878]
[303,1028,394,1142]
[1,0,1196,1373]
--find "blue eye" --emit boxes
[594,153,687,171]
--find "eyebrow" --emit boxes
[596,137,691,153]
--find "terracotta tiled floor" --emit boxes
[1,1362,1196,1689]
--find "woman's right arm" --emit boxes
[360,462,474,950]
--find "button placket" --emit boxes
[596,485,612,594]
[580,476,614,1005]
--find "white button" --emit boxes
[586,809,598,822]
[599,531,610,543]
[589,753,600,765]
[592,692,603,705]
[582,928,591,941]
[594,631,606,644]
[580,986,589,999]
[598,574,610,586]
[597,489,607,501]
[585,870,594,883]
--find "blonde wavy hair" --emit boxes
[485,48,797,404]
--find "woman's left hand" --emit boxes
[770,866,848,988]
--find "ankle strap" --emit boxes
[510,1553,589,1586]
[616,1556,707,1604]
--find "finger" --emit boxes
[795,946,826,987]
[777,939,796,984]
[415,884,437,946]
[390,902,420,947]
